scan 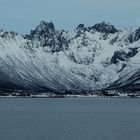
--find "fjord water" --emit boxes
[0,98,140,140]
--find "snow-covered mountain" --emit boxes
[0,21,140,92]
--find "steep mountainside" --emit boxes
[0,21,140,92]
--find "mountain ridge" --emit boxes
[0,20,140,92]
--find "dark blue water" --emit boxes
[0,98,140,140]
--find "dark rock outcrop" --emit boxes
[25,21,68,53]
[92,21,118,34]
[111,48,138,64]
[128,28,140,43]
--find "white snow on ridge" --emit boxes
[0,21,140,91]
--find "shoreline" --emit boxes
[0,95,140,99]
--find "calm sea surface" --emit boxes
[0,98,140,140]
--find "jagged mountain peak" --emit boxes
[0,30,19,39]
[76,24,85,30]
[36,20,55,33]
[25,20,55,40]
[76,21,119,34]
[92,21,119,34]
[25,20,68,53]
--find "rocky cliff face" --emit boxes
[0,21,140,92]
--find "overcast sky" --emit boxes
[0,0,140,33]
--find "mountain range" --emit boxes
[0,20,140,92]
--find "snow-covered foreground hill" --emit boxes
[0,21,140,92]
